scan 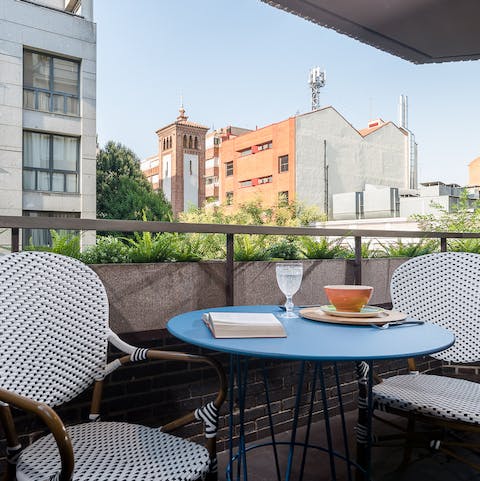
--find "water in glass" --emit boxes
[276,263,303,318]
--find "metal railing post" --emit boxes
[440,237,447,252]
[226,233,234,306]
[11,228,19,253]
[354,236,362,285]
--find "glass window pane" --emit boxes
[52,94,65,114]
[65,174,78,193]
[23,89,35,109]
[66,96,79,116]
[37,171,50,191]
[23,170,36,190]
[37,91,50,111]
[23,228,51,247]
[53,58,79,95]
[53,136,78,171]
[23,52,50,90]
[52,173,65,192]
[23,132,50,168]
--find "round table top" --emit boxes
[167,305,455,361]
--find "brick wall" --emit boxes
[0,328,443,473]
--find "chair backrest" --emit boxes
[391,252,480,363]
[0,251,108,406]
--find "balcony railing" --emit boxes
[2,215,480,305]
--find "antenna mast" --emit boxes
[309,67,326,111]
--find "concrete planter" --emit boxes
[91,258,409,334]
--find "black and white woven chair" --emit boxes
[372,252,480,470]
[0,251,227,481]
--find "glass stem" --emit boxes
[285,296,294,314]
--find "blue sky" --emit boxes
[95,0,480,185]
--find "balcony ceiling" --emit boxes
[261,0,480,64]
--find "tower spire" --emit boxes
[177,97,188,122]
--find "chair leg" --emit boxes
[401,414,416,466]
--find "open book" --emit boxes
[202,312,287,339]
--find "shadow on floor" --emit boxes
[218,411,480,481]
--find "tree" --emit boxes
[96,141,172,221]
[412,189,480,232]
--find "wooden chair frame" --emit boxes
[0,343,227,481]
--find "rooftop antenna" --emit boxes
[309,67,326,111]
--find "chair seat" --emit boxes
[16,421,210,481]
[373,374,480,425]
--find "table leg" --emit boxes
[355,360,374,481]
[261,362,282,481]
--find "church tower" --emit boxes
[156,107,209,216]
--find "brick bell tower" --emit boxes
[156,106,209,216]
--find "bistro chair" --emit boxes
[0,251,227,481]
[372,252,480,470]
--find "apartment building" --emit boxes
[140,154,160,191]
[220,118,295,207]
[204,126,251,204]
[219,107,415,217]
[0,0,96,247]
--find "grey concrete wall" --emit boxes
[92,258,408,334]
[0,0,96,247]
[295,108,408,217]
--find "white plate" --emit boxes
[319,305,385,318]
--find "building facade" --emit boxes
[0,0,96,247]
[204,126,252,204]
[140,154,160,191]
[218,107,415,216]
[220,118,296,208]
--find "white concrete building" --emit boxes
[0,0,96,247]
[295,109,416,217]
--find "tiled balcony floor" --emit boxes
[218,411,480,481]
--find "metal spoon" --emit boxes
[371,320,425,329]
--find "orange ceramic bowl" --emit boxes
[324,285,373,312]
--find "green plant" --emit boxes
[234,235,270,261]
[171,234,203,262]
[300,236,348,259]
[125,231,175,263]
[344,240,384,259]
[267,237,302,260]
[378,239,439,257]
[447,238,480,254]
[26,230,81,258]
[80,236,130,264]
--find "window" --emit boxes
[226,161,234,176]
[23,131,79,193]
[150,159,159,168]
[22,211,79,247]
[205,176,218,185]
[278,191,289,204]
[239,148,252,157]
[239,179,252,188]
[183,135,188,148]
[258,175,273,184]
[23,51,80,116]
[152,174,159,184]
[257,141,273,151]
[194,136,199,149]
[213,137,221,146]
[226,191,233,205]
[279,155,289,173]
[189,136,193,149]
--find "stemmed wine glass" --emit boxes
[276,263,303,318]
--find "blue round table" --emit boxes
[167,305,455,481]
